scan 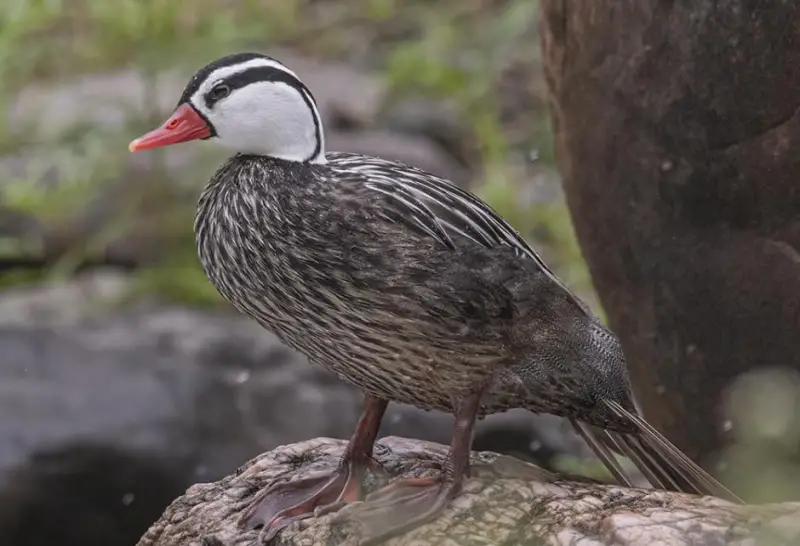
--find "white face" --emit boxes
[189,57,326,163]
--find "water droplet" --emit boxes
[722,420,733,432]
[233,370,250,384]
[122,493,135,506]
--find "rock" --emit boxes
[539,0,800,481]
[135,436,791,546]
[0,271,594,481]
[0,272,359,481]
[378,97,473,167]
[0,269,132,326]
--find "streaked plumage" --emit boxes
[129,52,741,544]
[194,151,628,425]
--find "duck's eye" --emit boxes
[209,84,231,101]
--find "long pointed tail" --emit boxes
[570,400,742,503]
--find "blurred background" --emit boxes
[1,1,798,545]
[0,2,600,545]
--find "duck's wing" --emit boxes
[329,154,547,260]
[328,152,585,308]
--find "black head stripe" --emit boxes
[176,54,324,162]
[202,66,323,162]
[295,87,323,162]
[193,106,217,139]
[176,52,276,107]
[202,66,310,109]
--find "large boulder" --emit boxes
[135,436,800,546]
[539,0,800,485]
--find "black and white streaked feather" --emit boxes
[332,153,592,314]
[180,52,740,503]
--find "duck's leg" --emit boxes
[240,395,388,539]
[337,391,482,545]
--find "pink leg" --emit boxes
[334,391,482,545]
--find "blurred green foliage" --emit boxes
[0,0,593,310]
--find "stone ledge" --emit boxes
[136,436,797,546]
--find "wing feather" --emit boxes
[327,152,583,308]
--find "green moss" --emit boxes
[0,269,48,290]
[131,262,225,308]
[550,454,615,483]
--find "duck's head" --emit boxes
[129,52,325,163]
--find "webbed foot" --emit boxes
[335,474,463,545]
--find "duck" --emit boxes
[129,52,741,544]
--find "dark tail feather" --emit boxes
[610,431,694,492]
[570,419,669,490]
[569,418,633,487]
[575,400,742,503]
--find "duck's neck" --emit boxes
[219,130,326,164]
[215,98,327,163]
